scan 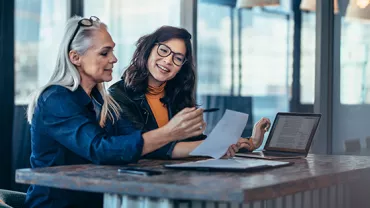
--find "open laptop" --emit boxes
[236,112,321,160]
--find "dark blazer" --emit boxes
[108,80,207,159]
[26,85,145,208]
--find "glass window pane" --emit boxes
[84,0,181,87]
[340,19,370,104]
[15,0,68,104]
[197,2,293,147]
[197,3,232,95]
[240,10,292,146]
[240,11,291,98]
[333,15,370,154]
[300,12,316,104]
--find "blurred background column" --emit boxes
[312,0,335,154]
[0,0,15,189]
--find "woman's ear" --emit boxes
[69,50,81,66]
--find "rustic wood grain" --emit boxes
[15,154,370,203]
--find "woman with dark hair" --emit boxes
[109,26,270,159]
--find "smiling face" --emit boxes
[77,27,117,85]
[147,38,186,87]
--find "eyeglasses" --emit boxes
[155,43,187,66]
[68,16,100,52]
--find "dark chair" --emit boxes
[0,189,26,208]
[366,136,370,149]
[12,105,32,192]
[344,138,361,153]
[197,95,253,138]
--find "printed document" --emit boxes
[190,109,249,159]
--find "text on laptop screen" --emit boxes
[267,115,320,150]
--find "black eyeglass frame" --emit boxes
[68,16,100,52]
[155,43,187,66]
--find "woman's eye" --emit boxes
[160,48,168,53]
[100,52,108,56]
[175,55,184,61]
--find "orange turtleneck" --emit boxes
[145,83,169,128]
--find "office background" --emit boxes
[1,0,369,191]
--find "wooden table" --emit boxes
[16,154,370,208]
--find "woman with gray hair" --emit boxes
[25,16,210,208]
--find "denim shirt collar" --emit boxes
[75,85,104,106]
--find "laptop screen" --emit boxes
[264,113,321,153]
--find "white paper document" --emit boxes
[189,109,249,159]
[165,158,291,169]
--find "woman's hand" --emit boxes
[236,117,271,151]
[251,117,271,149]
[162,107,206,142]
[237,138,255,151]
[221,144,239,159]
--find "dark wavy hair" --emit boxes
[122,26,196,112]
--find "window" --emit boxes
[340,19,370,104]
[239,10,292,121]
[197,3,232,95]
[15,0,68,104]
[300,12,316,104]
[197,1,293,146]
[84,0,181,86]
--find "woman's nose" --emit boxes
[163,53,173,65]
[111,54,118,63]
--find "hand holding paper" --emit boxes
[190,109,249,159]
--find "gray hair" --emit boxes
[27,16,121,127]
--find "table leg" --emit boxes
[104,194,173,208]
[103,183,356,208]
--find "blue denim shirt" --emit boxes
[25,85,164,208]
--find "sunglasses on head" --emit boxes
[68,16,100,52]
